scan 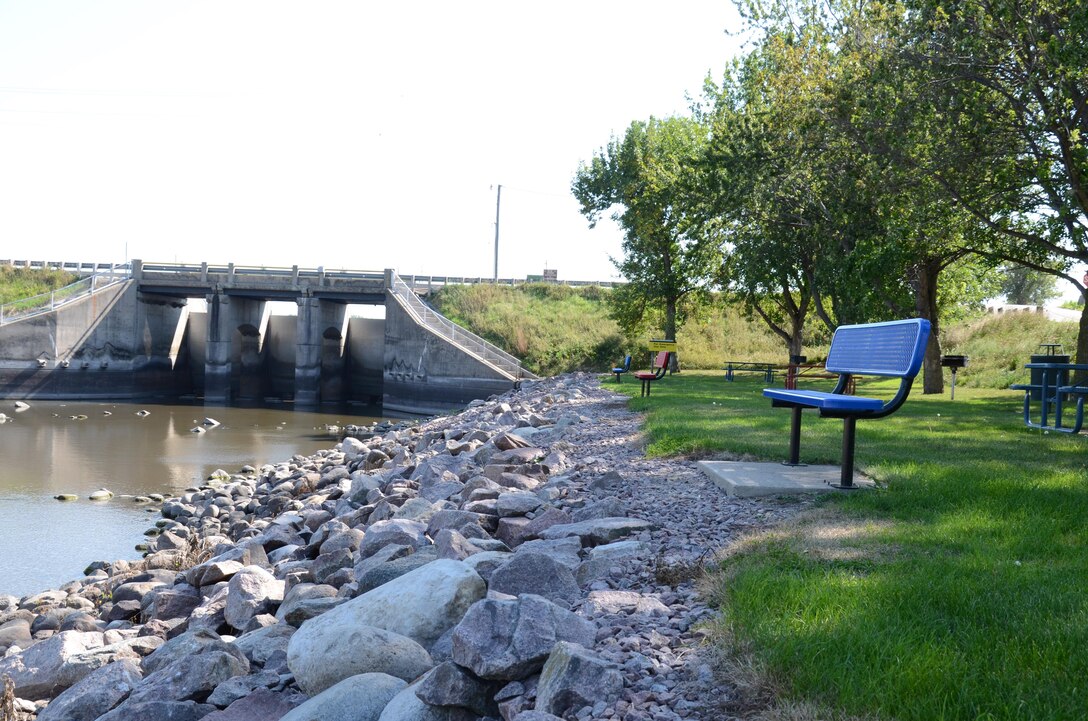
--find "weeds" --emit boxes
[653,549,711,586]
[172,536,215,571]
[0,676,14,721]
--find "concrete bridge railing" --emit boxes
[135,261,387,289]
[0,264,131,326]
[387,271,538,381]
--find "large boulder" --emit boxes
[0,618,32,652]
[487,553,580,606]
[125,648,249,706]
[279,673,406,721]
[414,661,500,717]
[232,623,296,667]
[58,635,162,682]
[0,630,105,699]
[36,659,142,721]
[286,623,433,695]
[142,628,247,675]
[356,547,439,594]
[275,583,339,624]
[582,590,670,617]
[95,700,217,721]
[377,678,476,721]
[534,642,624,717]
[514,537,582,571]
[451,595,596,680]
[224,565,284,630]
[198,688,306,721]
[538,517,654,546]
[359,519,428,558]
[299,559,484,650]
[187,559,245,588]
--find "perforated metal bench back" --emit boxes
[825,318,931,378]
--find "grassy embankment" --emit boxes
[431,283,805,377]
[0,266,78,306]
[432,282,1078,389]
[613,364,1088,720]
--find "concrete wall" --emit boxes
[0,279,517,414]
[0,281,189,399]
[347,317,384,404]
[382,292,514,415]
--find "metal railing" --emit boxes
[399,274,622,292]
[137,261,387,286]
[388,271,538,381]
[0,264,131,326]
[2,259,125,274]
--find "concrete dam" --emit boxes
[0,261,536,415]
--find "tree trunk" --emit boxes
[788,312,804,358]
[915,260,944,394]
[1075,300,1088,386]
[665,297,680,372]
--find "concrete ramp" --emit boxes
[698,460,875,497]
[382,272,537,415]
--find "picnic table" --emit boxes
[785,361,856,394]
[723,361,775,383]
[1011,362,1088,433]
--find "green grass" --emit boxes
[0,266,78,306]
[615,371,1088,720]
[943,312,1080,389]
[430,283,818,375]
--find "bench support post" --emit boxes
[785,406,804,466]
[835,417,858,489]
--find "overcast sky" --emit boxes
[0,1,747,282]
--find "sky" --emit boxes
[0,1,748,283]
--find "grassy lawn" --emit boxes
[613,370,1088,721]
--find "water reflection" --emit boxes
[0,400,382,597]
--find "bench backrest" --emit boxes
[826,318,931,378]
[652,351,669,370]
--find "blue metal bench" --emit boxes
[762,318,931,488]
[612,354,632,382]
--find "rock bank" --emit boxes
[0,373,802,720]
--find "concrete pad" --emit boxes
[697,460,875,497]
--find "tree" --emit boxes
[1000,265,1060,306]
[892,0,1088,375]
[719,0,1004,392]
[572,117,722,347]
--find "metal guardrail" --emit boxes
[5,260,621,290]
[2,260,124,274]
[388,272,538,381]
[399,274,623,291]
[0,264,131,326]
[137,261,387,286]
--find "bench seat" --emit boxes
[634,351,673,397]
[763,388,884,413]
[762,318,931,488]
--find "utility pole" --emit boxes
[493,184,502,281]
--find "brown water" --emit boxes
[0,400,383,598]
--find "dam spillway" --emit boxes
[0,261,536,415]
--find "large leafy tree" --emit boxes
[888,0,1088,372]
[712,0,1002,391]
[572,117,722,347]
[1001,265,1061,306]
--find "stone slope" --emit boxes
[0,373,800,721]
